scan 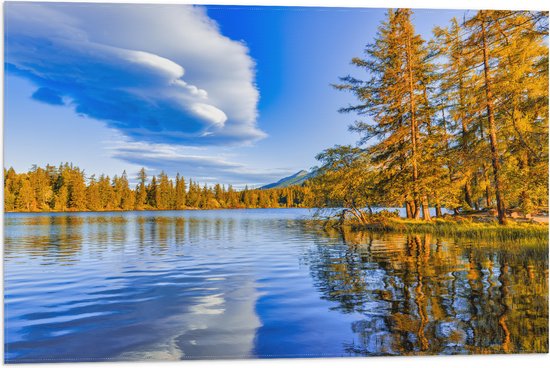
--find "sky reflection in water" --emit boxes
[3,209,548,362]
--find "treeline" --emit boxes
[316,9,548,224]
[3,164,312,212]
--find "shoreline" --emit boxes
[319,218,549,242]
[3,207,312,214]
[4,208,548,242]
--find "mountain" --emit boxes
[261,169,316,189]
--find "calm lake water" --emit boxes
[3,209,548,362]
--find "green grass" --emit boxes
[324,217,549,242]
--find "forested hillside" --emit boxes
[3,164,311,212]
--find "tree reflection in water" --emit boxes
[305,228,548,355]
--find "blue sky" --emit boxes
[4,3,463,187]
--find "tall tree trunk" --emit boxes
[480,11,507,225]
[464,183,474,209]
[471,174,480,210]
[406,201,413,218]
[518,152,532,214]
[482,164,492,208]
[435,202,443,217]
[457,29,475,212]
[405,26,421,219]
[461,108,474,209]
[421,196,431,221]
[413,202,421,219]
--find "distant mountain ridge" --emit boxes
[261,169,316,189]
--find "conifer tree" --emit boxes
[433,17,479,211]
[119,171,135,210]
[459,10,549,223]
[334,9,434,218]
[86,175,101,211]
[4,168,18,211]
[175,173,186,210]
[186,180,200,208]
[98,175,114,210]
[29,165,53,210]
[147,176,159,209]
[157,172,173,210]
[16,176,35,211]
[67,167,87,210]
[135,168,148,210]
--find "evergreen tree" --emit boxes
[490,11,548,214]
[15,176,35,211]
[147,176,159,209]
[98,174,114,210]
[334,9,434,218]
[4,167,18,211]
[68,167,87,210]
[135,168,148,210]
[433,18,479,211]
[119,171,135,210]
[112,175,123,209]
[457,10,549,223]
[175,174,186,210]
[186,180,200,208]
[86,175,101,211]
[29,165,53,210]
[157,172,173,210]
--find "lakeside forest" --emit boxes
[3,165,312,211]
[4,10,549,226]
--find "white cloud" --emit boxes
[190,103,228,127]
[107,139,294,187]
[4,2,266,145]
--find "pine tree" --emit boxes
[459,10,549,223]
[54,182,69,211]
[477,10,506,224]
[119,171,135,210]
[147,176,159,209]
[68,167,87,210]
[433,17,479,211]
[491,11,549,214]
[157,172,173,210]
[86,175,101,211]
[29,165,53,210]
[213,183,224,207]
[226,185,239,208]
[175,174,186,210]
[334,9,434,218]
[186,180,200,208]
[98,174,114,210]
[15,176,35,211]
[135,168,148,210]
[4,167,18,211]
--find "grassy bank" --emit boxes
[324,217,549,242]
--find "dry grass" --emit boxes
[326,216,549,242]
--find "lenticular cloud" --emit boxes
[4,2,265,145]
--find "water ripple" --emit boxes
[3,209,548,362]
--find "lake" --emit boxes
[3,209,548,362]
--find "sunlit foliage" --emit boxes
[329,9,548,224]
[4,164,312,212]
